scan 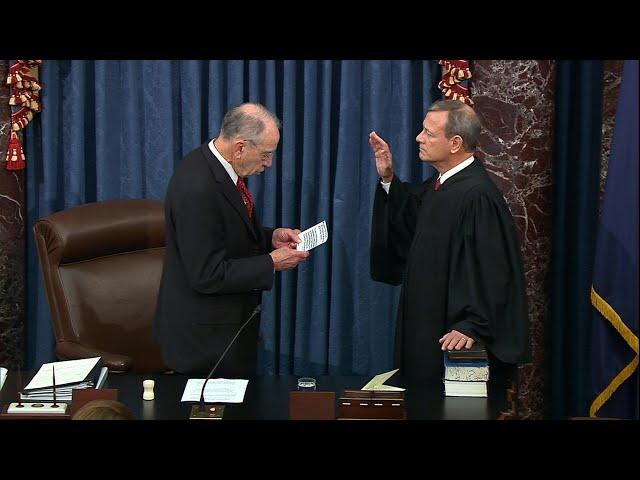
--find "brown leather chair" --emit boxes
[33,199,168,373]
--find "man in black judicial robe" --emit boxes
[369,99,529,380]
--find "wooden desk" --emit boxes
[1,371,510,420]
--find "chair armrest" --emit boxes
[55,341,134,372]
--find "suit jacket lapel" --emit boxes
[201,144,258,242]
[252,208,266,245]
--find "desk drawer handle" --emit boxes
[359,403,369,406]
[374,403,383,406]
[391,403,401,406]
[341,402,351,406]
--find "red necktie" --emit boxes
[236,177,254,218]
[434,178,442,191]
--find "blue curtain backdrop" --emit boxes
[25,60,440,375]
[549,60,604,418]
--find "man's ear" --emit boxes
[233,140,245,159]
[450,135,463,154]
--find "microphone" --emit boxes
[190,304,262,419]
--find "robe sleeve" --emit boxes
[446,188,529,364]
[370,175,421,285]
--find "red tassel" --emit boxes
[437,59,474,106]
[12,107,34,129]
[5,60,42,171]
[5,131,26,171]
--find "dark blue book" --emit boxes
[445,341,488,363]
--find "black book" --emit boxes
[20,357,107,402]
[446,342,488,363]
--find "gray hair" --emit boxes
[219,103,281,144]
[427,100,481,151]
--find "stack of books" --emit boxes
[19,357,108,402]
[443,342,489,397]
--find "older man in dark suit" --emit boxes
[153,103,308,376]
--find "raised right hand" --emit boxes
[270,247,309,271]
[369,131,393,182]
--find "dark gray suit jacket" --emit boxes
[153,143,274,375]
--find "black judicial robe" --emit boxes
[370,159,529,379]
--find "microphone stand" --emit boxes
[51,365,58,409]
[15,368,24,408]
[190,304,262,420]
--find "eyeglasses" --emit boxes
[246,139,275,161]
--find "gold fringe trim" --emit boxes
[589,286,639,417]
[590,355,638,417]
[591,287,638,353]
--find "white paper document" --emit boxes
[0,367,7,391]
[296,220,328,251]
[361,369,405,391]
[181,378,249,403]
[24,357,101,390]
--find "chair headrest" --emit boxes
[34,199,165,264]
